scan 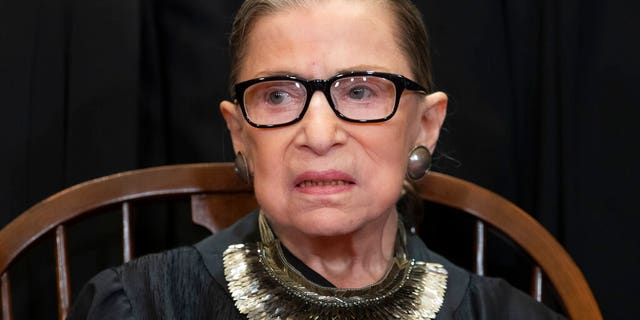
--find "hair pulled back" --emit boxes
[227,0,434,96]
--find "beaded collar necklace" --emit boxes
[223,212,448,319]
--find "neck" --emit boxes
[273,210,399,288]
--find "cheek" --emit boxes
[371,110,422,178]
[353,126,412,185]
[241,129,276,171]
[243,130,292,188]
[367,109,420,159]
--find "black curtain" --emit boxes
[1,0,637,318]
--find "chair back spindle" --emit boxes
[122,202,134,263]
[473,220,486,276]
[54,226,70,320]
[191,193,258,233]
[1,273,12,320]
[532,266,544,302]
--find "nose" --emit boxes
[294,91,346,155]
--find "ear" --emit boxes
[220,100,247,154]
[415,91,448,153]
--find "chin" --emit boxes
[290,209,373,237]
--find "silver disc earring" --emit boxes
[406,146,432,181]
[234,152,252,184]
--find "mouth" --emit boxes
[293,170,356,194]
[296,180,354,188]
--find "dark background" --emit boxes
[1,0,638,318]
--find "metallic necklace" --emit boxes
[223,212,448,319]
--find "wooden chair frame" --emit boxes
[0,162,601,319]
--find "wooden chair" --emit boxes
[0,162,601,320]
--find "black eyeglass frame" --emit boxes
[233,71,428,128]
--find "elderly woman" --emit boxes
[69,0,565,319]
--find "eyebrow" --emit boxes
[253,65,392,80]
[255,70,298,78]
[336,65,390,74]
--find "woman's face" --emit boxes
[221,0,446,238]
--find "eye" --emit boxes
[268,91,290,105]
[348,86,374,100]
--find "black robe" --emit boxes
[68,211,566,319]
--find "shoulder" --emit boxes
[405,234,565,320]
[67,267,134,320]
[453,275,566,320]
[68,247,240,319]
[68,211,261,319]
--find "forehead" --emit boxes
[237,0,412,81]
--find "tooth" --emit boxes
[298,180,352,187]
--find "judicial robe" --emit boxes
[68,211,566,319]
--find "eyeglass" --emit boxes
[233,71,428,128]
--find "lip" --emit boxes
[293,170,356,195]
